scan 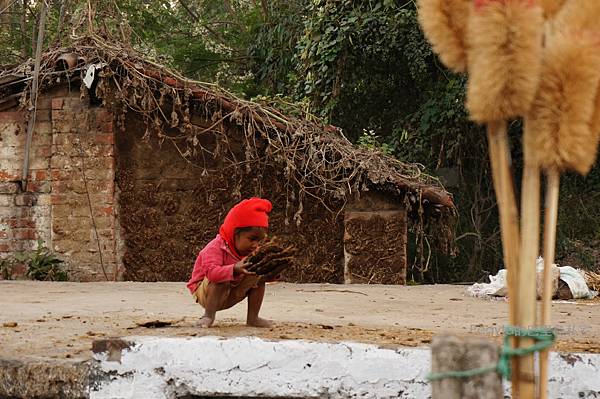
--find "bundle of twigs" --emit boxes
[584,270,600,292]
[246,239,297,281]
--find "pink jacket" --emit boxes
[187,234,242,293]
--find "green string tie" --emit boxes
[427,325,556,381]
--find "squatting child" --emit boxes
[187,197,272,328]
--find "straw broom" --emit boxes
[417,0,471,73]
[539,0,567,20]
[419,1,544,396]
[525,2,600,397]
[467,1,544,397]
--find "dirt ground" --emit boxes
[0,281,599,362]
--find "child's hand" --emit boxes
[233,260,255,276]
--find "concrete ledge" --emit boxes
[91,336,431,399]
[90,336,600,399]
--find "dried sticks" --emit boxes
[246,239,297,281]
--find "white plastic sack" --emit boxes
[559,266,594,299]
[467,269,507,298]
[466,257,594,299]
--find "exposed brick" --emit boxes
[95,205,114,217]
[0,231,8,239]
[50,194,69,205]
[12,229,37,240]
[94,134,114,145]
[8,218,36,228]
[0,182,19,194]
[0,111,24,122]
[0,170,20,181]
[35,109,52,122]
[52,98,64,110]
[51,204,72,219]
[89,193,114,205]
[32,169,49,181]
[27,181,51,193]
[88,179,114,194]
[14,193,37,207]
[0,243,9,252]
[36,96,52,110]
[34,145,52,158]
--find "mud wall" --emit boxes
[116,113,345,282]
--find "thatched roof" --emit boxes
[0,36,454,219]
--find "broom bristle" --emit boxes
[417,0,471,73]
[525,1,600,175]
[589,82,600,145]
[540,0,567,20]
[553,0,600,31]
[466,0,544,123]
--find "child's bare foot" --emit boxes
[246,317,273,328]
[197,316,215,328]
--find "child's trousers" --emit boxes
[193,275,261,310]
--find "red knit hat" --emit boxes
[219,197,272,257]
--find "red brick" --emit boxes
[8,219,36,228]
[50,194,68,205]
[94,109,113,123]
[52,98,64,110]
[89,180,114,194]
[95,145,114,157]
[0,231,8,239]
[0,170,20,181]
[14,193,37,207]
[0,111,24,122]
[94,134,114,145]
[35,145,52,158]
[32,170,48,181]
[27,181,51,193]
[13,229,37,240]
[102,122,114,134]
[50,169,78,181]
[95,205,114,217]
[35,109,52,122]
[0,182,19,194]
[0,243,10,252]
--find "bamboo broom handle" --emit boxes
[486,121,521,397]
[539,169,560,399]
[518,121,541,398]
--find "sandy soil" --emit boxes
[0,281,598,362]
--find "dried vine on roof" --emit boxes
[1,34,454,249]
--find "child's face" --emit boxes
[234,227,267,257]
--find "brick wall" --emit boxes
[0,88,120,280]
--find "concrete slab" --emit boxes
[1,281,599,362]
[1,281,599,398]
[90,336,600,399]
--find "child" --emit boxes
[187,197,272,328]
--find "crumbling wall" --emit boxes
[0,87,120,280]
[0,104,52,277]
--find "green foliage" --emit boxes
[357,130,394,155]
[2,0,599,282]
[16,240,68,281]
[0,258,15,280]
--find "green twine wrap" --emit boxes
[427,326,556,381]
